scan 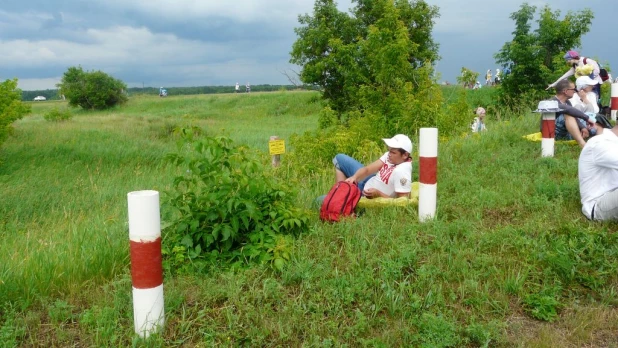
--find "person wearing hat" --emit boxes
[551,79,596,147]
[570,76,600,114]
[547,50,604,99]
[578,114,618,221]
[471,107,487,132]
[331,134,413,199]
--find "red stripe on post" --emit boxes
[130,238,163,289]
[419,156,437,184]
[611,98,618,110]
[541,120,555,138]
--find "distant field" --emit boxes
[1,90,617,346]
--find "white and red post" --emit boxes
[418,128,438,222]
[540,112,556,157]
[611,83,618,122]
[127,190,165,338]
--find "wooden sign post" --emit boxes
[268,136,285,167]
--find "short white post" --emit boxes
[418,128,438,222]
[127,190,164,338]
[541,112,556,157]
[611,83,618,121]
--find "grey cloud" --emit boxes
[3,0,616,90]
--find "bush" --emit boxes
[162,129,309,272]
[0,78,31,153]
[57,66,128,110]
[43,107,72,122]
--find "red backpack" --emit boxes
[320,181,362,222]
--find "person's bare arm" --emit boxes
[344,159,383,184]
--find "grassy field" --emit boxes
[1,90,617,346]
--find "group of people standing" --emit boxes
[485,69,502,86]
[473,68,504,89]
[235,82,251,93]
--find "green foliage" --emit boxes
[0,78,31,151]
[290,0,440,118]
[22,84,302,101]
[4,93,618,345]
[456,67,479,89]
[163,129,309,271]
[524,285,562,322]
[411,313,460,347]
[438,89,471,136]
[57,66,128,110]
[495,3,594,109]
[43,107,73,122]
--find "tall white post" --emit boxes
[418,128,438,222]
[127,190,164,338]
[611,83,618,121]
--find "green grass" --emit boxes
[1,90,618,346]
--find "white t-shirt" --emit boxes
[363,152,412,197]
[570,92,599,114]
[578,130,618,219]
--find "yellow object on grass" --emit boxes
[357,182,419,208]
[522,132,578,145]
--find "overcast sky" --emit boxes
[1,0,614,91]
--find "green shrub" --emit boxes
[0,78,31,151]
[523,285,562,322]
[57,66,128,110]
[43,107,72,122]
[162,129,309,272]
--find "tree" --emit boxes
[290,0,440,121]
[456,67,479,89]
[0,79,31,152]
[57,66,128,110]
[494,3,593,107]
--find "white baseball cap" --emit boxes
[575,76,598,90]
[383,134,412,153]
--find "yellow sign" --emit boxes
[268,139,286,155]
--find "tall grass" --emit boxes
[1,90,617,346]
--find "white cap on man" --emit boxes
[383,134,413,154]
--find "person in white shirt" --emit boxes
[332,134,413,199]
[570,76,599,114]
[578,114,618,220]
[471,107,487,132]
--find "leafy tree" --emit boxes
[57,66,128,110]
[456,67,479,89]
[0,78,31,152]
[494,3,593,108]
[290,0,440,120]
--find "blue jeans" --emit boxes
[555,114,596,140]
[332,154,375,192]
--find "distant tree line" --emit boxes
[129,84,304,96]
[21,84,305,101]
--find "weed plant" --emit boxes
[1,90,617,346]
[43,107,73,122]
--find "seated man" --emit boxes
[578,114,617,220]
[552,79,595,147]
[332,134,413,199]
